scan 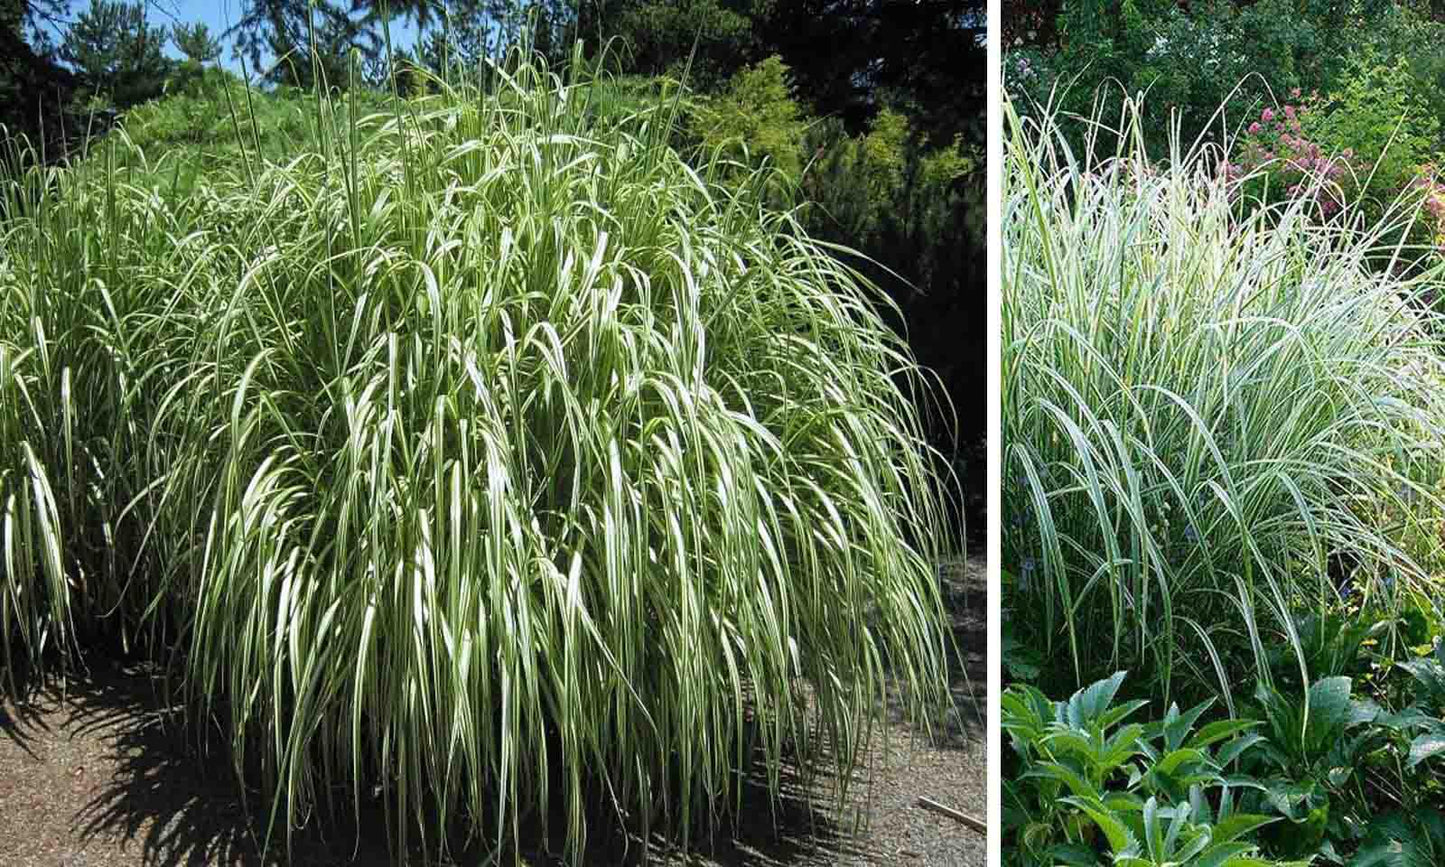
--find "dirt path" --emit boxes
[0,558,985,867]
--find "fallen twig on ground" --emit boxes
[915,796,986,836]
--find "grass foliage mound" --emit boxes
[0,52,957,859]
[1003,97,1445,709]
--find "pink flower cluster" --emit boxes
[1413,167,1445,247]
[1223,93,1355,220]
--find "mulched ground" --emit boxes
[0,557,985,867]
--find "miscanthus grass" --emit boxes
[1,48,959,861]
[1003,95,1445,710]
[1,133,186,680]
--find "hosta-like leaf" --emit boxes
[1065,794,1140,855]
[1406,733,1445,770]
[1033,761,1104,800]
[1188,718,1259,751]
[1066,671,1129,730]
[1306,677,1353,737]
[1211,814,1279,844]
[1159,697,1215,751]
[1192,842,1259,867]
[1215,733,1266,768]
[1153,747,1211,778]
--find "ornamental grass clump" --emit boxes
[1,49,958,861]
[1003,95,1445,709]
[1,135,188,682]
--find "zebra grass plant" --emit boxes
[0,46,960,861]
[1003,94,1445,711]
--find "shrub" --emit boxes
[1,50,959,861]
[108,67,349,195]
[1003,94,1445,708]
[688,54,807,184]
[612,0,754,88]
[1358,3,1445,147]
[1002,48,1052,112]
[1416,169,1445,284]
[799,107,984,512]
[1011,0,1432,158]
[800,108,976,248]
[1300,53,1440,227]
[1225,57,1444,280]
[1227,91,1360,221]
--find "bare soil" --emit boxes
[0,558,985,867]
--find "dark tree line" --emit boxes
[4,0,985,173]
[1,0,75,155]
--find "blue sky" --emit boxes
[45,0,423,77]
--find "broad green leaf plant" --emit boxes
[1003,672,1287,865]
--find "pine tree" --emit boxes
[173,21,221,65]
[60,0,172,109]
[0,0,76,154]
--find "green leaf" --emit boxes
[1153,747,1210,777]
[1306,677,1354,735]
[1188,718,1260,751]
[1032,761,1104,800]
[1407,733,1445,770]
[1047,843,1103,865]
[1216,733,1266,768]
[1067,671,1129,730]
[1212,813,1279,844]
[1193,844,1260,867]
[1064,794,1140,854]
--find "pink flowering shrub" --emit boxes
[1224,91,1361,220]
[1413,167,1445,249]
[1407,168,1445,307]
[1223,56,1442,274]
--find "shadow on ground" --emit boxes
[877,556,985,751]
[0,660,872,866]
[942,557,987,740]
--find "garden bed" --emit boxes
[0,560,984,867]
